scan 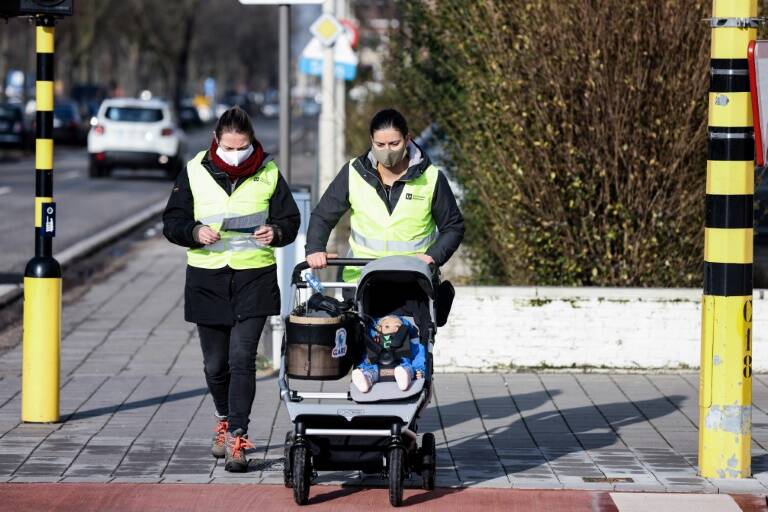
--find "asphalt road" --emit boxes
[0,116,316,281]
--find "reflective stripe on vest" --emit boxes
[350,228,437,253]
[186,150,278,270]
[344,158,438,281]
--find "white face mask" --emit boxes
[216,143,254,166]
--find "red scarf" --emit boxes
[209,138,265,180]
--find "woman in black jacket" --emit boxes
[306,109,464,273]
[163,107,299,472]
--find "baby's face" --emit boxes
[377,316,402,335]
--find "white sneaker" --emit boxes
[352,369,372,393]
[394,366,413,391]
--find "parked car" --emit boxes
[87,98,187,179]
[71,83,107,125]
[0,103,28,150]
[53,100,86,145]
[178,101,202,129]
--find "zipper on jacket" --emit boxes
[362,167,395,214]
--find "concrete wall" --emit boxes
[433,287,767,372]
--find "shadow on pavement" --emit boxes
[752,453,768,474]
[64,387,209,421]
[436,390,687,485]
[308,485,368,505]
[401,487,465,506]
[65,373,277,421]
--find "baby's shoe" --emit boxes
[394,366,413,391]
[352,369,372,392]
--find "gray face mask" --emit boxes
[372,143,407,168]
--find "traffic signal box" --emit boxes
[0,0,73,18]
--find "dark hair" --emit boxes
[369,108,409,138]
[215,106,255,143]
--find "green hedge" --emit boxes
[386,0,711,286]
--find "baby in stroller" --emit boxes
[351,314,426,392]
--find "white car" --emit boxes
[87,98,187,179]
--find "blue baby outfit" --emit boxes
[357,316,426,380]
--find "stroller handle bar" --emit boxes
[291,258,374,285]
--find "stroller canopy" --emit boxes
[355,256,435,302]
[355,256,436,338]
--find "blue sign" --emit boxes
[335,61,357,81]
[298,58,357,81]
[204,77,216,99]
[299,57,323,77]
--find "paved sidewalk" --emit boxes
[1,237,768,495]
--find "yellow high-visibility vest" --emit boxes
[344,159,438,282]
[186,150,278,270]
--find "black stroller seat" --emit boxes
[350,315,428,403]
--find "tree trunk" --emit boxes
[171,4,199,117]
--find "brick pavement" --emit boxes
[1,237,768,495]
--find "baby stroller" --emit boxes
[279,256,445,507]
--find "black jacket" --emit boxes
[163,151,300,325]
[305,141,464,266]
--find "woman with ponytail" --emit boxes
[163,106,299,472]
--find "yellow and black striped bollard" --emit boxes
[699,0,757,479]
[21,15,61,423]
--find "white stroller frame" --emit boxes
[279,256,439,507]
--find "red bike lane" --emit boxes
[1,484,767,512]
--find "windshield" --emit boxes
[105,107,164,123]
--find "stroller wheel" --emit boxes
[388,446,405,507]
[420,433,436,490]
[283,431,293,488]
[292,444,311,505]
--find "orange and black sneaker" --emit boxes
[211,419,228,459]
[224,428,254,472]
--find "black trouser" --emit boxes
[198,316,267,434]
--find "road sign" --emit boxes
[340,19,359,49]
[299,37,323,75]
[749,40,768,166]
[299,33,358,81]
[333,32,358,81]
[310,13,343,47]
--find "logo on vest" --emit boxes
[405,192,425,201]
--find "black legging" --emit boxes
[197,316,267,433]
